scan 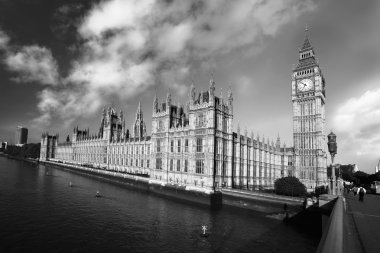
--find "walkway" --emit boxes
[345,193,380,253]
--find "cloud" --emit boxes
[0,29,9,49]
[0,29,60,85]
[6,0,316,127]
[333,76,380,166]
[5,45,59,85]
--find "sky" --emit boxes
[0,0,379,173]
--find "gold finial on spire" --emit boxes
[304,24,310,37]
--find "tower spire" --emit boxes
[137,100,142,120]
[301,25,312,52]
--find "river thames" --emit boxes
[0,157,318,252]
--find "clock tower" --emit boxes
[292,28,327,189]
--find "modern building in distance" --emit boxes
[15,126,28,146]
[40,31,328,190]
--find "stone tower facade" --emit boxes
[150,79,234,189]
[40,132,58,161]
[292,29,328,188]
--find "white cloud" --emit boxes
[25,0,315,126]
[0,29,9,49]
[5,45,59,85]
[0,29,59,85]
[333,76,380,168]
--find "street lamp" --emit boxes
[327,132,338,195]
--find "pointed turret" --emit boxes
[166,91,171,112]
[276,133,281,149]
[295,25,317,70]
[209,75,215,97]
[102,106,106,117]
[153,93,158,113]
[301,25,312,52]
[136,101,143,120]
[189,82,195,105]
[227,86,233,113]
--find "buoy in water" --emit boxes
[69,182,73,187]
[96,191,101,197]
[200,225,209,238]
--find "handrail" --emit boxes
[316,196,343,253]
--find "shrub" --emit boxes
[274,176,306,197]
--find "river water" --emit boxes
[0,157,318,252]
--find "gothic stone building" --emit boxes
[40,33,327,191]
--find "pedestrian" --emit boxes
[353,186,358,196]
[357,186,366,202]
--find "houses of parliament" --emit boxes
[40,32,328,191]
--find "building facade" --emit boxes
[40,32,327,191]
[15,126,28,146]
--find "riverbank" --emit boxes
[40,160,307,214]
[40,160,220,208]
[0,152,38,165]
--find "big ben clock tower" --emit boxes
[292,28,327,189]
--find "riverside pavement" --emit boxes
[344,192,380,253]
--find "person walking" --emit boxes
[353,186,358,196]
[357,186,366,202]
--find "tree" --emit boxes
[274,176,307,197]
[4,143,40,159]
[353,171,370,185]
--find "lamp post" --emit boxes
[327,132,338,195]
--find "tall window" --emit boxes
[170,159,173,171]
[177,160,180,171]
[147,160,150,168]
[141,159,143,168]
[156,158,162,170]
[177,140,181,152]
[171,140,174,152]
[196,160,204,174]
[147,146,150,154]
[196,138,203,152]
[157,140,161,152]
[185,139,188,152]
[136,159,138,166]
[158,120,163,131]
[197,112,205,127]
[184,160,188,172]
[223,118,227,132]
[142,146,144,154]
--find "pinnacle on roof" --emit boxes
[209,73,215,87]
[300,24,312,52]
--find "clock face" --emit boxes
[297,79,313,92]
